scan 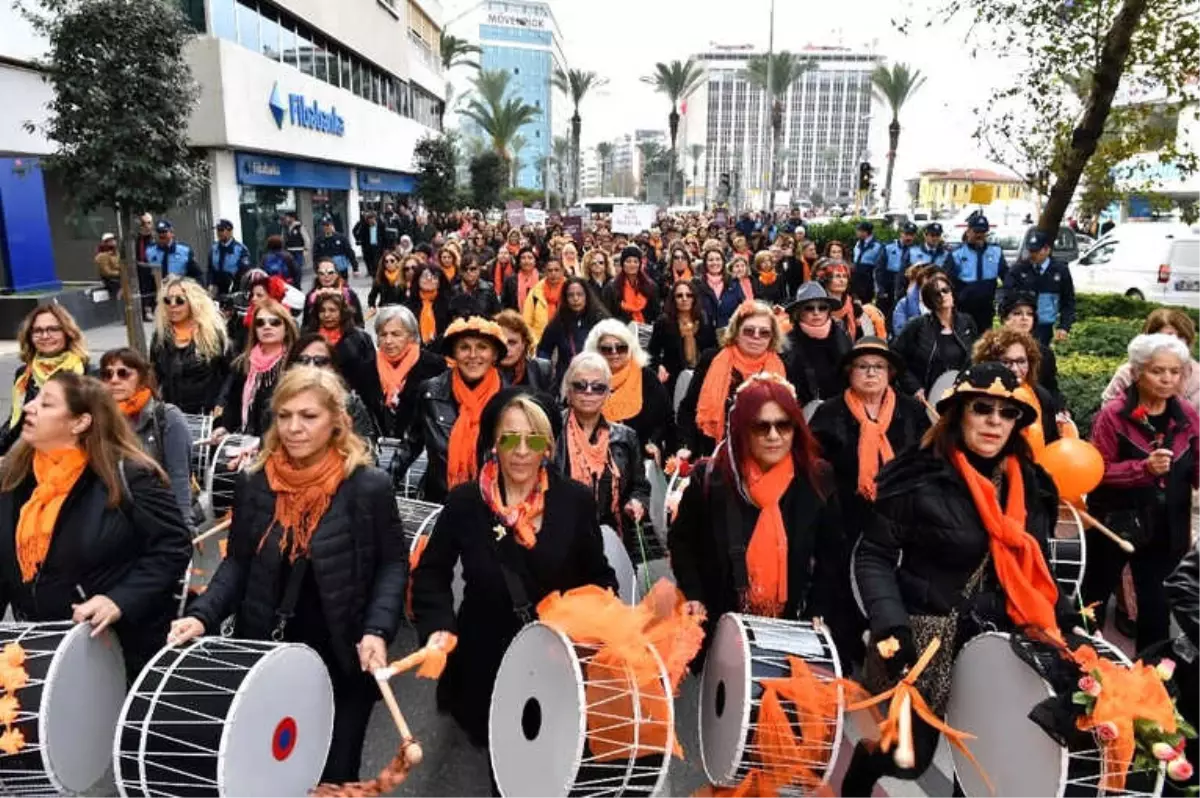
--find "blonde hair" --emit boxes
[155,276,227,360]
[584,319,649,367]
[250,366,373,475]
[582,249,615,281]
[493,394,554,449]
[752,250,775,273]
[17,303,89,365]
[234,298,300,371]
[721,300,788,353]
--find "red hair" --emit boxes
[712,377,827,498]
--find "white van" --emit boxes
[1070,223,1200,304]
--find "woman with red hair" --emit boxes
[668,372,853,651]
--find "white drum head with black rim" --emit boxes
[928,370,959,415]
[601,525,637,605]
[699,613,751,786]
[489,623,585,797]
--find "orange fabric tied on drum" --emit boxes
[536,581,705,762]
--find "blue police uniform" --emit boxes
[950,240,1006,332]
[1004,257,1076,345]
[312,232,357,277]
[852,235,886,303]
[146,241,201,284]
[911,244,952,269]
[209,239,250,295]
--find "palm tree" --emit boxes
[596,141,614,195]
[509,134,527,187]
[688,144,705,204]
[871,62,926,208]
[440,34,481,72]
[642,59,706,205]
[746,52,812,211]
[553,68,607,205]
[551,136,572,200]
[637,140,663,200]
[460,69,541,169]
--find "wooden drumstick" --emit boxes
[894,692,915,770]
[192,517,231,546]
[1073,506,1135,553]
[374,670,423,766]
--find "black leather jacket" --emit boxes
[396,369,474,502]
[149,333,231,415]
[552,414,651,532]
[892,312,978,395]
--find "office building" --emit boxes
[0,0,445,293]
[682,43,882,208]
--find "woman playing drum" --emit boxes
[169,367,406,785]
[844,362,1073,794]
[0,372,190,677]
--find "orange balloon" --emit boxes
[1039,438,1105,503]
[1024,422,1047,461]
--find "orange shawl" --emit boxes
[447,368,501,489]
[695,347,787,442]
[262,447,347,562]
[16,448,88,582]
[566,412,620,524]
[418,289,438,343]
[950,449,1060,638]
[743,455,795,617]
[832,295,858,340]
[621,281,648,323]
[118,387,153,418]
[517,269,538,310]
[758,269,778,286]
[844,388,896,500]
[441,263,457,283]
[603,362,643,423]
[172,321,196,346]
[479,458,547,549]
[377,345,419,407]
[318,326,343,347]
[542,279,563,320]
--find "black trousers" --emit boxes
[320,669,379,784]
[138,264,157,311]
[960,293,995,333]
[1080,527,1180,653]
[840,709,942,796]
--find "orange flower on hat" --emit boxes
[0,727,24,754]
[2,643,24,669]
[0,695,18,727]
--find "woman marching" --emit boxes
[581,248,614,298]
[169,367,406,785]
[304,258,365,328]
[213,299,300,440]
[0,372,190,677]
[583,319,671,455]
[495,311,554,395]
[784,282,854,408]
[844,362,1070,795]
[696,245,743,330]
[404,263,453,345]
[370,306,447,440]
[284,334,379,441]
[304,290,380,419]
[536,276,610,388]
[367,251,410,312]
[892,270,978,402]
[603,245,660,325]
[648,277,718,403]
[973,327,1067,450]
[149,276,230,415]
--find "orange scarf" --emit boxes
[621,281,648,323]
[1014,383,1046,454]
[832,295,858,340]
[319,326,343,347]
[479,458,547,549]
[493,261,512,296]
[673,267,694,284]
[447,368,501,489]
[172,321,195,346]
[419,289,438,343]
[949,449,1060,638]
[16,448,88,582]
[442,263,457,283]
[743,455,795,617]
[377,345,419,407]
[696,347,787,441]
[602,362,643,423]
[566,412,621,525]
[119,387,153,418]
[759,269,778,286]
[542,279,563,320]
[383,268,402,286]
[262,447,347,563]
[517,269,538,310]
[844,388,896,500]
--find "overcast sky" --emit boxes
[444,0,1027,196]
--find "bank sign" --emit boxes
[269,82,345,137]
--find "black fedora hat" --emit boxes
[934,362,1038,428]
[840,336,905,375]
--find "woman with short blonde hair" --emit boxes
[583,319,671,452]
[150,275,230,414]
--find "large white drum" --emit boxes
[182,413,214,481]
[114,638,334,797]
[699,614,845,791]
[0,622,126,796]
[489,622,674,797]
[947,632,1165,798]
[201,434,260,522]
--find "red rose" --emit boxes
[1131,405,1149,422]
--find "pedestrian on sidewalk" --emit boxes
[312,216,357,280]
[282,211,311,276]
[94,233,122,299]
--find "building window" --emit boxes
[259,6,280,61]
[312,36,328,82]
[210,0,237,40]
[296,26,313,76]
[279,19,297,68]
[235,0,259,52]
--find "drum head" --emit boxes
[41,624,126,793]
[803,400,822,422]
[490,623,585,797]
[218,643,334,796]
[928,370,959,419]
[699,614,751,787]
[946,633,1063,797]
[601,525,637,605]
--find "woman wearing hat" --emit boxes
[784,282,853,408]
[395,317,506,502]
[999,291,1060,397]
[603,245,660,324]
[892,270,977,401]
[844,362,1071,795]
[808,337,930,548]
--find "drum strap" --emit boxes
[490,521,534,624]
[272,557,310,641]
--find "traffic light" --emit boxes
[858,162,873,192]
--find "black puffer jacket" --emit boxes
[892,312,978,396]
[0,461,190,674]
[187,465,407,677]
[150,334,231,414]
[372,348,448,440]
[552,415,651,533]
[331,328,379,421]
[855,447,1068,638]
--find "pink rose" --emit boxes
[1155,658,1176,681]
[1078,675,1101,697]
[1153,742,1179,762]
[1095,721,1119,742]
[1167,757,1193,782]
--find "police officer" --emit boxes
[282,211,311,275]
[312,215,358,281]
[914,222,953,269]
[145,220,201,293]
[949,214,1006,332]
[1002,229,1075,346]
[851,220,886,304]
[208,219,250,297]
[877,221,919,332]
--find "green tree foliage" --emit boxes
[440,34,481,71]
[552,68,607,204]
[414,133,459,214]
[746,52,812,209]
[470,151,507,210]
[461,70,540,182]
[642,59,706,205]
[870,63,926,208]
[21,0,208,354]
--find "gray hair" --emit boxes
[1128,333,1190,377]
[561,352,612,401]
[584,319,649,367]
[374,304,419,339]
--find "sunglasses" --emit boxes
[383,258,398,264]
[749,418,795,437]
[162,296,187,307]
[570,380,610,395]
[599,342,629,355]
[101,367,135,381]
[799,303,827,314]
[295,355,332,368]
[675,292,694,300]
[969,400,1023,421]
[740,326,773,340]
[496,431,550,454]
[317,269,338,277]
[937,285,954,295]
[255,317,284,329]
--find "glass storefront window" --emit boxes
[211,0,236,41]
[340,53,352,93]
[313,37,328,83]
[279,18,297,68]
[238,186,295,266]
[235,0,259,53]
[311,190,349,239]
[297,27,314,77]
[352,62,364,98]
[259,7,280,61]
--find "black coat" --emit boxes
[373,348,448,439]
[647,316,718,398]
[501,357,554,397]
[449,281,502,320]
[753,273,788,306]
[676,348,742,458]
[785,327,853,406]
[397,369,481,503]
[1038,340,1061,400]
[892,312,978,396]
[187,465,407,678]
[215,358,284,436]
[552,415,651,533]
[331,328,379,421]
[303,287,365,329]
[403,290,453,342]
[411,470,617,745]
[367,279,408,309]
[501,272,539,312]
[808,392,930,544]
[602,280,660,324]
[536,316,598,387]
[150,334,231,415]
[855,448,1068,638]
[0,462,190,674]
